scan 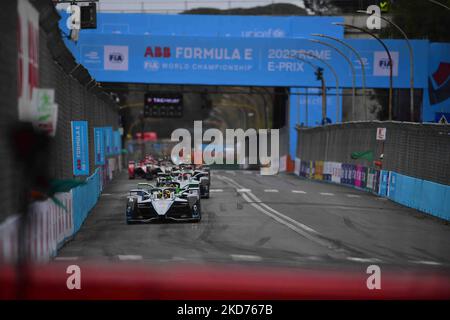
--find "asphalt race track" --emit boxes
[56,170,450,270]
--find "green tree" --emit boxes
[387,0,450,42]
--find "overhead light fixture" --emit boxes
[81,3,97,29]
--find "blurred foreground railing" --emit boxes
[0,166,119,264]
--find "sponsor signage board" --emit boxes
[104,126,114,156]
[376,128,387,141]
[94,127,105,165]
[67,35,428,89]
[71,121,89,176]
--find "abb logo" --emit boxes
[144,46,171,58]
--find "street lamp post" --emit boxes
[305,88,309,126]
[357,10,415,122]
[293,52,341,124]
[311,33,368,120]
[289,55,324,124]
[258,87,271,128]
[333,22,394,121]
[309,38,357,121]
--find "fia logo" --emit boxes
[109,52,124,64]
[379,58,392,69]
[66,5,81,30]
[144,61,160,71]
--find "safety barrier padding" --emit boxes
[72,169,101,233]
[388,172,450,221]
[0,192,73,264]
[294,158,449,222]
[0,167,107,264]
[279,155,287,172]
[294,158,301,176]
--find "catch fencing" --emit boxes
[295,121,450,221]
[296,121,450,185]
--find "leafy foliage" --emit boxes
[387,0,450,42]
[182,3,308,16]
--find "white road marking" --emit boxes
[210,189,224,192]
[217,175,339,251]
[171,256,188,261]
[264,189,279,193]
[102,193,113,196]
[243,171,253,175]
[346,257,382,263]
[231,254,262,262]
[237,188,251,193]
[347,194,361,198]
[241,192,331,248]
[409,260,442,266]
[306,256,323,261]
[117,255,143,261]
[54,256,79,261]
[292,190,307,194]
[219,175,319,235]
[320,192,334,196]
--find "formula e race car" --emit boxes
[125,183,201,223]
[128,158,164,180]
[192,166,211,199]
[172,165,211,199]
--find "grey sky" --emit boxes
[63,0,310,14]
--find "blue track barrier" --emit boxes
[72,169,101,233]
[294,158,449,221]
[445,186,450,221]
[387,172,449,221]
[419,179,449,221]
[378,170,389,197]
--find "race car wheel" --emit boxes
[200,184,210,199]
[192,202,201,222]
[126,198,138,224]
[204,185,210,199]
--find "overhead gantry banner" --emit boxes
[68,34,429,88]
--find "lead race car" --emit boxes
[125,182,201,223]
